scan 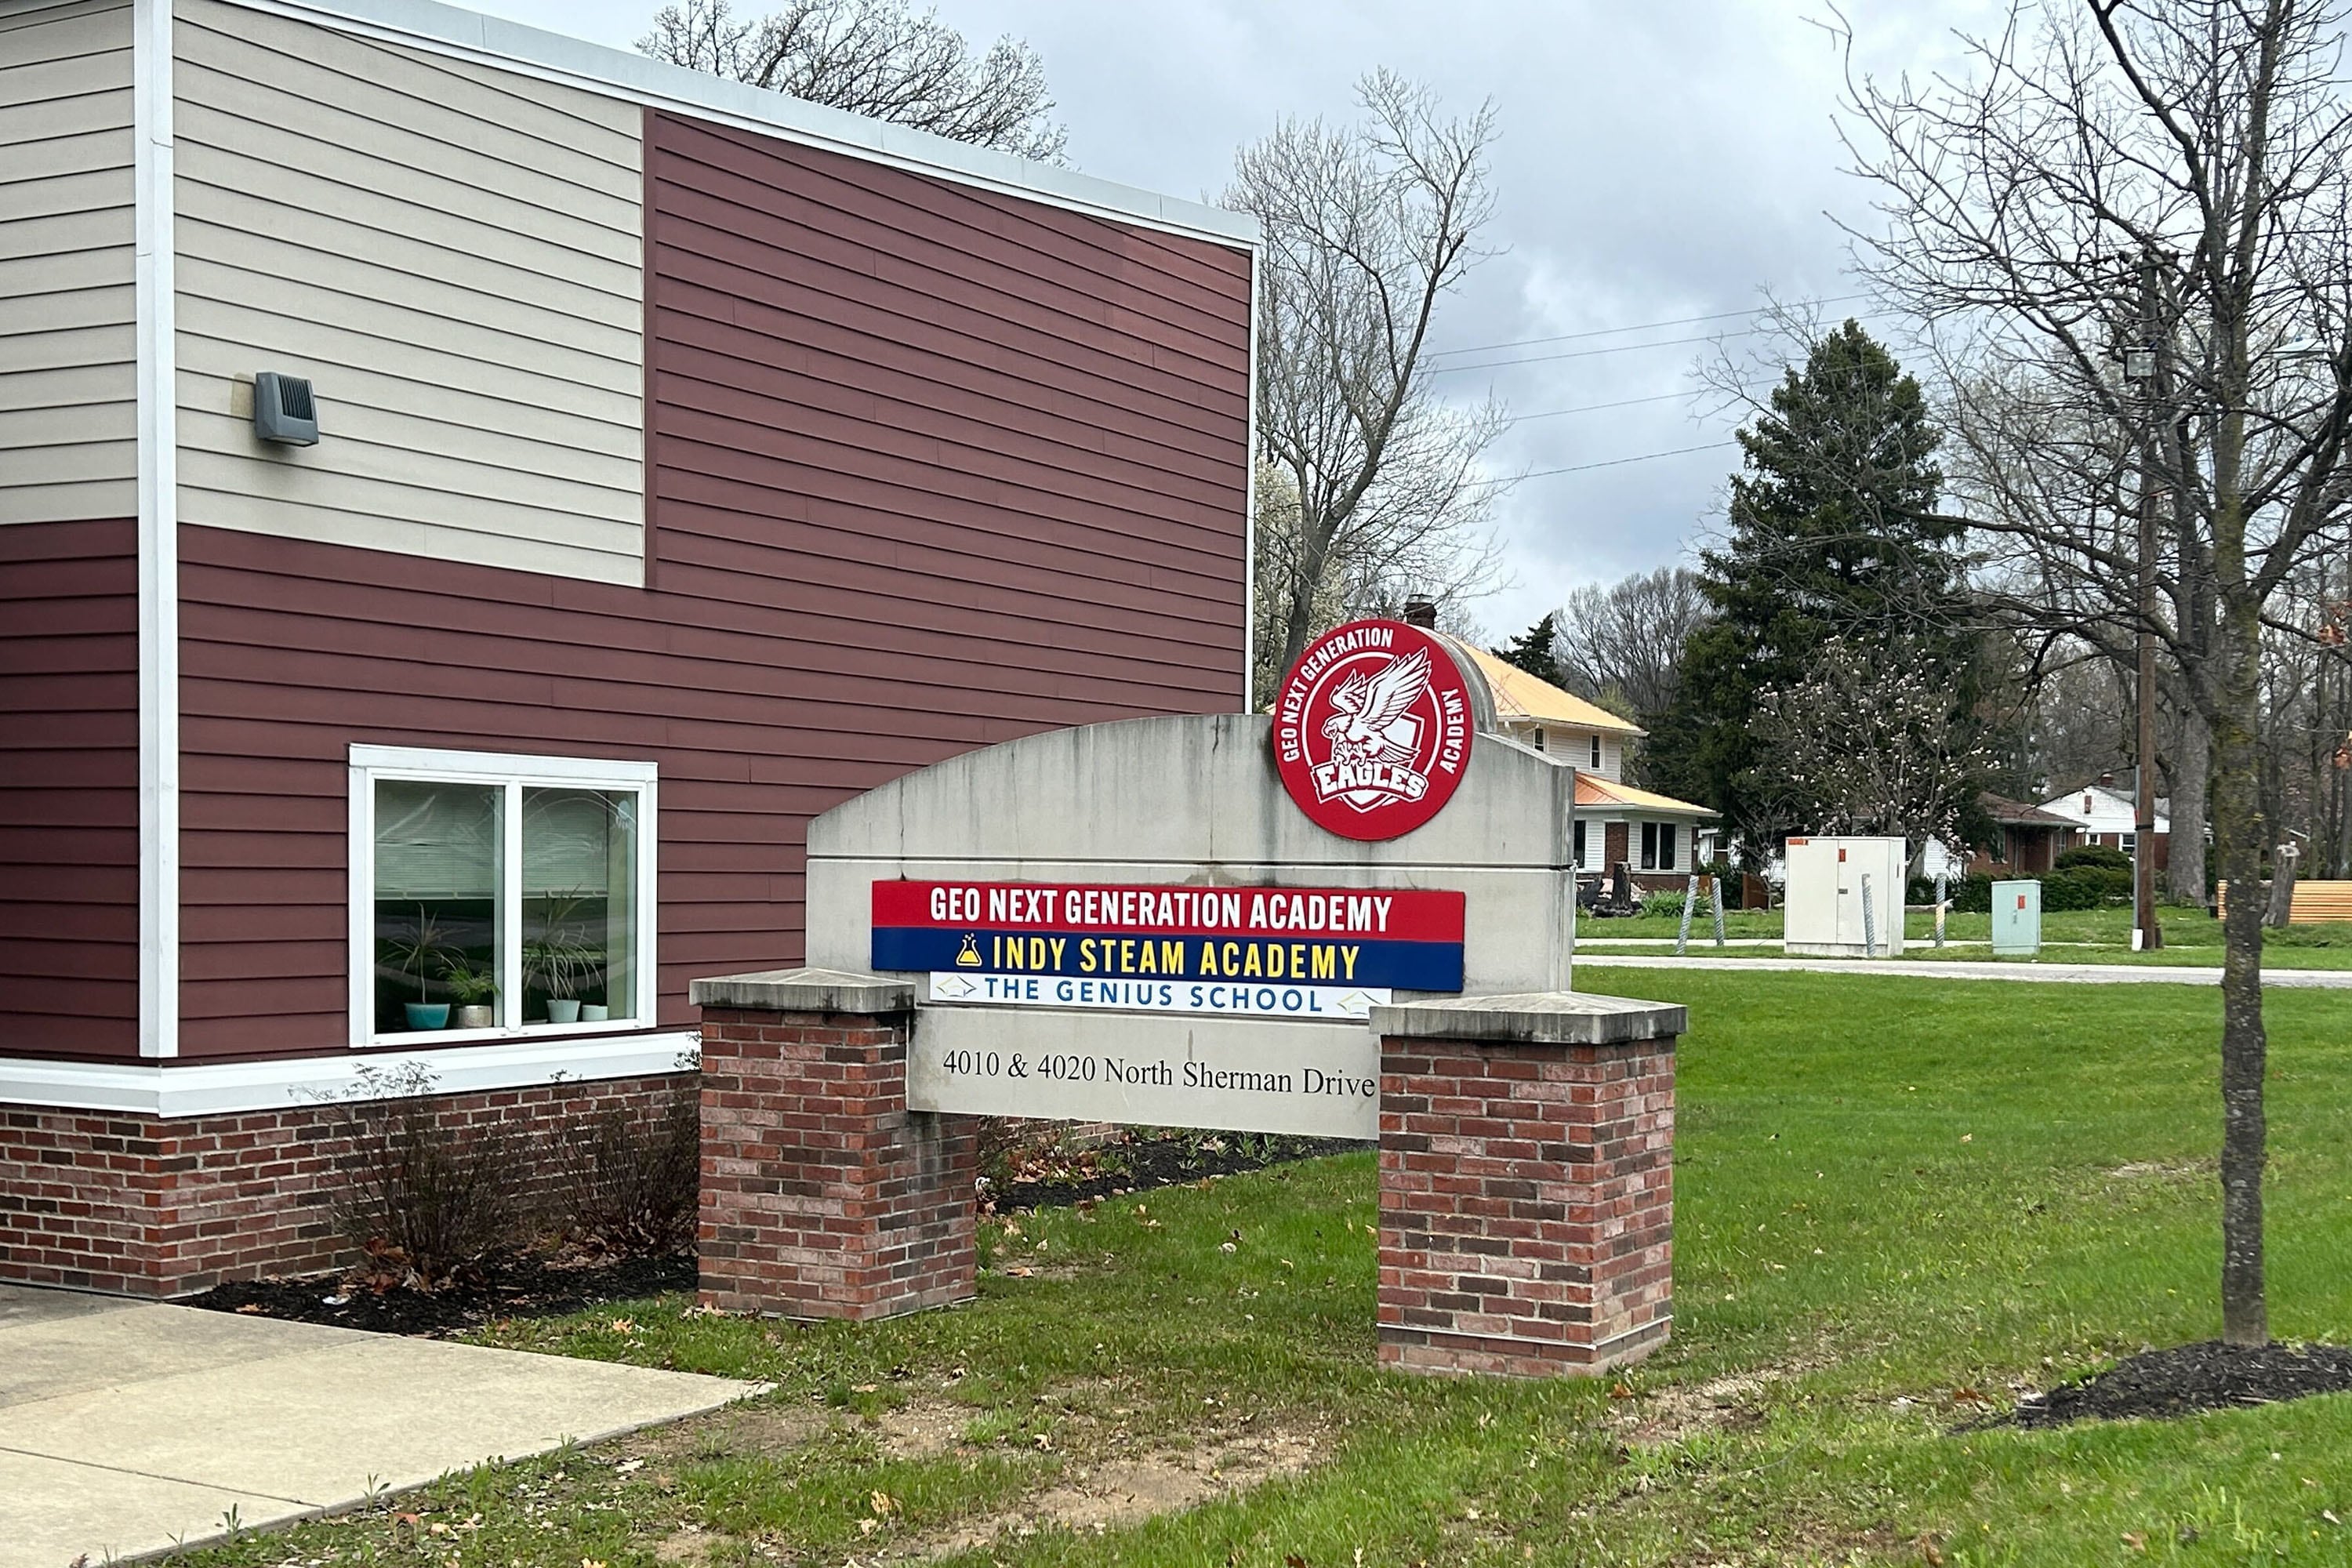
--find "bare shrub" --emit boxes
[326,1063,529,1291]
[554,1090,701,1255]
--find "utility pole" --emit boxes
[2127,252,2165,952]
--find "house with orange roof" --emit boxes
[1403,606,1720,887]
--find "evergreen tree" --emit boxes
[1493,613,1563,684]
[1645,321,1980,856]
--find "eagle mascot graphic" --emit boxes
[1319,647,1432,768]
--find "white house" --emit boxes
[1441,639,1720,886]
[2041,777,2169,865]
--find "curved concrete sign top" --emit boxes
[803,629,1576,1138]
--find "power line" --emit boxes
[1430,331,1730,375]
[1432,307,1897,376]
[1427,292,1875,361]
[1517,440,1739,480]
[1502,381,1771,426]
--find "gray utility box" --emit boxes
[1991,878,2042,956]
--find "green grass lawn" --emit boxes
[1586,905,2352,970]
[176,970,2352,1566]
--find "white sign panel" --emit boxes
[906,1004,1381,1138]
[927,971,1390,1021]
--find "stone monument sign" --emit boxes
[691,619,1683,1378]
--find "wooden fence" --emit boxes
[2216,880,2352,923]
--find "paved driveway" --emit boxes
[0,1283,759,1568]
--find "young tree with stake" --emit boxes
[1843,0,2352,1344]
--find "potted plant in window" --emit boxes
[520,891,589,1024]
[524,935,597,1023]
[443,961,496,1029]
[383,906,454,1031]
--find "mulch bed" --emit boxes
[983,1134,1370,1214]
[186,1247,695,1338]
[2005,1340,2352,1428]
[190,1138,1364,1335]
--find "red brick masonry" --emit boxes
[0,1073,690,1297]
[686,971,1682,1372]
[695,974,975,1320]
[1375,994,1681,1377]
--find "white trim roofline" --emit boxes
[0,1032,699,1120]
[220,0,1259,251]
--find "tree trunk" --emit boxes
[2211,596,2270,1347]
[1277,521,1338,681]
[2265,842,2300,927]
[2167,702,2211,904]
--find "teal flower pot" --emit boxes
[403,1002,452,1030]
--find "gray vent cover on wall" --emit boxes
[253,371,319,446]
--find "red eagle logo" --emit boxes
[1272,621,1474,840]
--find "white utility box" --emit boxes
[1782,836,1907,957]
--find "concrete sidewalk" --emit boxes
[1580,953,2352,986]
[0,1283,760,1568]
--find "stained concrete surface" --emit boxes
[0,1283,759,1568]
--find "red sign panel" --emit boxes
[1271,619,1475,841]
[873,879,1464,938]
[871,879,1466,990]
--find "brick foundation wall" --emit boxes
[699,1004,976,1320]
[1377,1030,1675,1377]
[0,1073,693,1298]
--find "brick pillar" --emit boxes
[691,968,976,1320]
[1373,993,1684,1378]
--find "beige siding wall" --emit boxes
[1524,724,1625,781]
[0,0,136,526]
[172,0,645,583]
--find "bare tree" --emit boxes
[1248,464,1332,706]
[1948,383,2221,898]
[2261,557,2352,872]
[1842,0,2352,1345]
[641,0,1066,161]
[1230,72,1512,702]
[1552,566,1713,724]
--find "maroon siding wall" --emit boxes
[0,518,140,1058]
[645,111,1250,691]
[171,118,1254,1062]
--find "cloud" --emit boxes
[485,0,1987,638]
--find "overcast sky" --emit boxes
[485,0,1995,640]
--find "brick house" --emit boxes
[1967,793,2082,874]
[0,0,1254,1293]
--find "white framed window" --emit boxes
[1589,735,1602,768]
[348,746,658,1047]
[1529,727,1547,752]
[1641,821,1678,872]
[2122,833,2138,854]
